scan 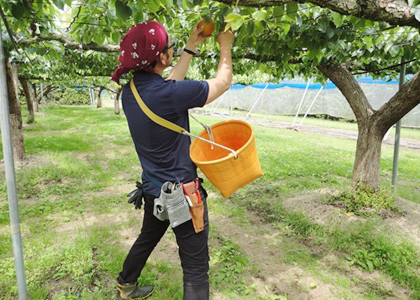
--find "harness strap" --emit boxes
[129,80,238,159]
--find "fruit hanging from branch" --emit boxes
[197,17,214,36]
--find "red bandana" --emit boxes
[111,21,167,84]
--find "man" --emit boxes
[111,20,234,300]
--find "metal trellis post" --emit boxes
[297,85,324,128]
[0,20,29,300]
[391,58,406,191]
[245,83,269,120]
[210,92,226,115]
[41,83,45,117]
[292,77,312,127]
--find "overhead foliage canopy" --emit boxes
[1,0,419,84]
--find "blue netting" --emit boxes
[231,75,415,90]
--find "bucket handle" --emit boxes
[189,114,215,150]
[183,130,238,159]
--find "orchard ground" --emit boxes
[1,104,420,300]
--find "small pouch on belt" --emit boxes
[182,179,204,233]
[153,196,169,221]
[160,182,191,228]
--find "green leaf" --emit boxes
[148,0,161,13]
[65,0,72,6]
[286,2,298,19]
[94,34,105,45]
[231,17,244,31]
[252,10,267,22]
[11,3,28,19]
[82,33,92,44]
[161,0,174,7]
[225,13,241,23]
[326,27,335,39]
[384,42,393,53]
[415,9,420,22]
[112,32,121,44]
[273,6,285,17]
[52,0,65,10]
[133,7,144,23]
[225,13,244,31]
[389,45,400,56]
[337,40,346,50]
[331,12,343,27]
[283,24,291,35]
[115,0,132,19]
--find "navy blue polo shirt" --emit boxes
[122,71,209,197]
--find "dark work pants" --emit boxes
[119,187,210,300]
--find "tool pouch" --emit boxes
[154,182,191,228]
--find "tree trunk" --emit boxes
[5,61,25,163]
[32,83,39,112]
[19,78,35,124]
[114,88,122,115]
[352,121,385,190]
[97,86,104,108]
[318,63,420,191]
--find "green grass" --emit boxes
[1,105,420,299]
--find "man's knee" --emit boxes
[183,262,209,285]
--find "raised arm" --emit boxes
[167,23,211,81]
[205,30,234,104]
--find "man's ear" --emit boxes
[159,52,167,66]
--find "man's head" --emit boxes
[111,21,173,83]
[152,34,175,72]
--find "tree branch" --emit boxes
[67,5,82,31]
[374,72,420,132]
[0,5,18,49]
[216,0,420,29]
[317,63,373,121]
[18,32,119,52]
[352,58,418,75]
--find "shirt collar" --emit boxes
[133,70,164,82]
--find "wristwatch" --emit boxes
[183,48,196,56]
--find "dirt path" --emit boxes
[205,112,420,151]
[208,191,412,300]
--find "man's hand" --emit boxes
[217,30,234,49]
[186,22,213,50]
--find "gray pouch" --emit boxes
[153,195,169,221]
[154,182,191,228]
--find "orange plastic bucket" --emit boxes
[190,120,263,198]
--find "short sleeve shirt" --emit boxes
[122,71,209,197]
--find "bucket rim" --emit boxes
[190,119,255,166]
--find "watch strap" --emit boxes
[183,48,196,56]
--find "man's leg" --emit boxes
[173,188,210,300]
[118,194,170,283]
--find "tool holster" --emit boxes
[182,180,205,233]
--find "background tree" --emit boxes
[18,77,35,124]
